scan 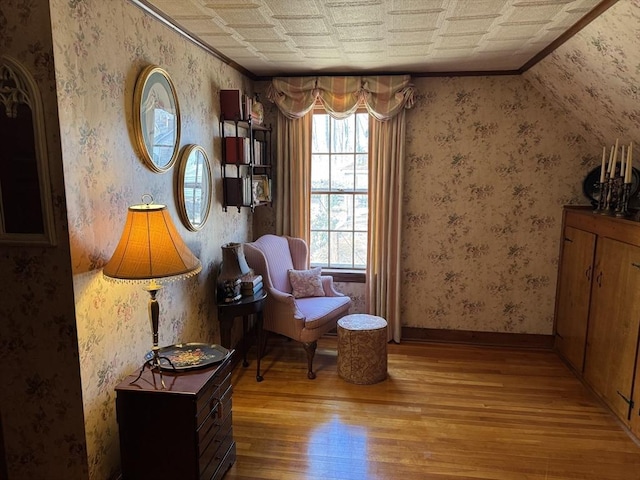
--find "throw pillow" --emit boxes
[288,266,325,299]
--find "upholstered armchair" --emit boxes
[244,234,351,380]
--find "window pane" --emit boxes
[331,117,355,153]
[312,114,330,153]
[355,154,368,191]
[310,112,368,270]
[311,154,330,190]
[354,232,367,268]
[354,194,368,230]
[330,155,354,190]
[329,194,353,231]
[330,231,353,268]
[310,231,328,266]
[355,113,368,153]
[310,194,329,230]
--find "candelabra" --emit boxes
[615,182,632,217]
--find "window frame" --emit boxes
[310,106,368,282]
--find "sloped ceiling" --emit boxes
[134,0,605,76]
[525,0,639,146]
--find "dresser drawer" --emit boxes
[198,384,233,455]
[200,430,235,480]
[199,411,233,475]
[196,366,231,429]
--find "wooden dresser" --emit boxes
[555,207,640,439]
[115,354,236,480]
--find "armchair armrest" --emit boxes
[266,285,306,321]
[320,275,346,297]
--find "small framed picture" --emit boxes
[252,175,271,202]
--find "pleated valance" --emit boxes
[267,75,415,121]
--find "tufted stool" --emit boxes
[337,314,387,384]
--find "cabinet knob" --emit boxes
[564,237,573,243]
[632,262,640,270]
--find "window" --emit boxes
[310,112,368,269]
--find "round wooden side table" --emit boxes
[217,289,267,380]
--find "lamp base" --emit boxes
[129,349,176,389]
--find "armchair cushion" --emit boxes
[288,266,325,298]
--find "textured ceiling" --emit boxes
[133,0,607,78]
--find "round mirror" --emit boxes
[177,145,212,231]
[133,65,181,173]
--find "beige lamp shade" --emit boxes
[103,202,201,281]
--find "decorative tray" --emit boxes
[145,343,230,371]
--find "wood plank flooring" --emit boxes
[227,336,640,480]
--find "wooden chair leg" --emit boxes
[256,326,268,382]
[303,341,317,380]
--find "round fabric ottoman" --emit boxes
[337,314,387,384]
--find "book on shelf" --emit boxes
[223,177,252,206]
[241,281,263,297]
[253,139,262,165]
[224,136,251,164]
[220,89,244,120]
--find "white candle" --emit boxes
[611,139,619,179]
[607,145,615,174]
[600,146,607,182]
[620,145,626,179]
[626,142,634,183]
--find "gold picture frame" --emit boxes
[133,65,181,173]
[176,144,212,231]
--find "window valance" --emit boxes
[267,75,415,121]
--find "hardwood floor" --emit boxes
[227,336,640,480]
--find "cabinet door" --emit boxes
[584,237,640,422]
[554,226,596,372]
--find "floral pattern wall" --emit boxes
[256,73,596,335]
[0,1,88,479]
[402,76,596,335]
[525,0,639,147]
[0,0,251,480]
[51,0,252,479]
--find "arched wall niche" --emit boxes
[0,55,56,246]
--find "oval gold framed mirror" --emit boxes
[133,65,181,173]
[176,144,212,231]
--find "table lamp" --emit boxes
[103,195,201,380]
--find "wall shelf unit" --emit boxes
[219,90,272,212]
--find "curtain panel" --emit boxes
[267,75,414,343]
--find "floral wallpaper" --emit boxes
[1,0,637,479]
[402,76,596,335]
[0,1,89,480]
[5,0,255,479]
[525,0,640,148]
[49,0,257,477]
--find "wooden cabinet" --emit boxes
[584,237,640,422]
[554,207,640,438]
[220,90,272,212]
[115,355,236,480]
[554,225,595,372]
